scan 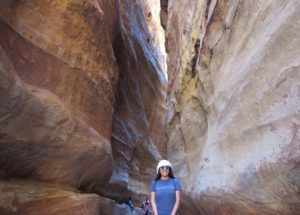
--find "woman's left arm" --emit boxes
[171,190,180,215]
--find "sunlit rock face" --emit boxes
[166,0,300,214]
[0,0,167,214]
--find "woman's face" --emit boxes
[159,166,170,177]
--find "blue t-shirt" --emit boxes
[150,178,181,215]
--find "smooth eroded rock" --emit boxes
[0,180,101,215]
[0,0,118,195]
[166,0,300,214]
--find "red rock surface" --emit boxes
[0,0,118,195]
[2,0,299,214]
[0,0,167,214]
[0,180,101,215]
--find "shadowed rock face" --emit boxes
[0,0,167,213]
[160,0,168,30]
[109,0,167,199]
[166,0,300,214]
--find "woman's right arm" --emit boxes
[150,191,158,215]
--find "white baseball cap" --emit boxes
[156,160,172,173]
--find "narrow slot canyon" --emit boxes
[0,0,300,214]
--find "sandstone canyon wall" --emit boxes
[109,0,167,200]
[1,0,300,214]
[166,0,300,214]
[0,0,167,214]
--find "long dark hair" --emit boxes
[155,167,175,181]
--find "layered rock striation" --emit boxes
[166,0,300,214]
[1,0,300,214]
[108,0,168,199]
[0,0,167,213]
[0,0,117,193]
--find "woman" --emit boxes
[150,160,181,215]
